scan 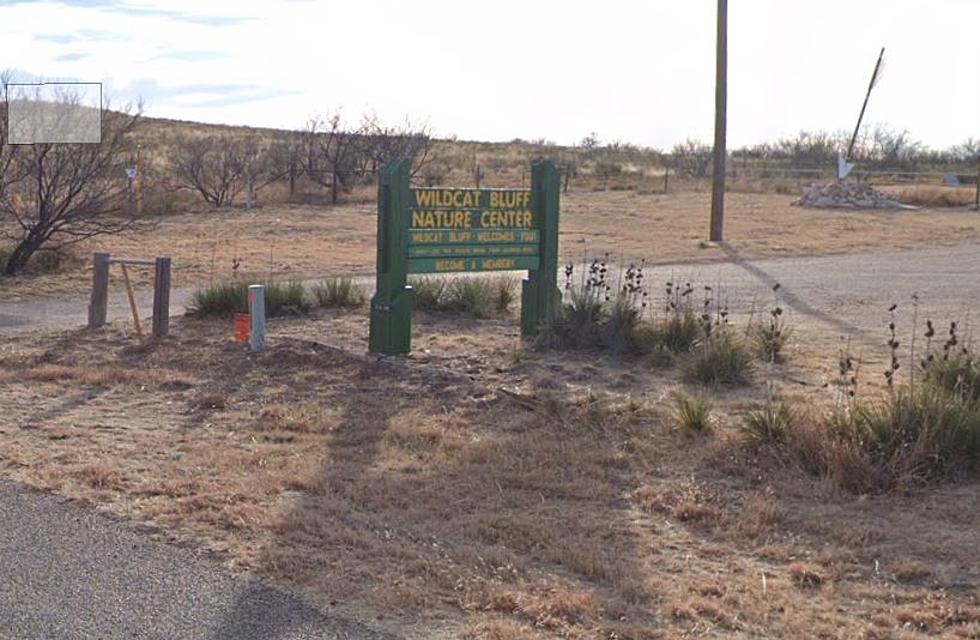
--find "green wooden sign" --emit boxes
[369,159,561,355]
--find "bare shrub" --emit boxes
[0,87,143,275]
[169,135,254,207]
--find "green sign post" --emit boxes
[369,158,561,355]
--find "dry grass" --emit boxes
[1,313,979,639]
[885,184,977,208]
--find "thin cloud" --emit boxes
[116,78,301,110]
[52,52,92,62]
[139,50,234,63]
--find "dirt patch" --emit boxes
[1,311,978,639]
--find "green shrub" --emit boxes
[673,391,713,433]
[685,331,754,386]
[409,275,517,318]
[446,277,496,318]
[537,286,606,349]
[741,401,795,445]
[311,277,365,309]
[188,281,249,317]
[265,280,310,316]
[410,276,446,311]
[922,350,980,402]
[189,279,309,318]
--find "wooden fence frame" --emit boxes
[87,252,171,338]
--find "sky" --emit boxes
[1,0,977,150]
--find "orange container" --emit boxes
[233,313,250,342]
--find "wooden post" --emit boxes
[119,264,143,340]
[135,144,144,215]
[88,252,110,328]
[709,0,728,242]
[664,164,670,194]
[151,256,171,338]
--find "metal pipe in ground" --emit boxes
[248,284,265,352]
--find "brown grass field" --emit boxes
[1,305,979,639]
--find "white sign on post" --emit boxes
[125,167,137,180]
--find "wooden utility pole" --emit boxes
[709,0,728,242]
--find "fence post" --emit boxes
[151,256,171,338]
[248,284,266,352]
[88,252,110,328]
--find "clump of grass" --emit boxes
[780,317,980,492]
[491,276,518,313]
[446,277,496,318]
[264,280,310,316]
[741,400,795,445]
[311,277,365,309]
[410,276,446,310]
[189,279,310,317]
[188,281,249,317]
[685,331,754,386]
[409,275,517,318]
[655,309,701,353]
[751,304,792,363]
[540,258,652,353]
[538,284,606,349]
[921,321,979,401]
[828,386,980,486]
[673,391,713,433]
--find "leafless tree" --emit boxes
[264,135,305,199]
[0,91,142,276]
[304,112,362,205]
[672,139,713,178]
[170,135,252,207]
[358,114,434,178]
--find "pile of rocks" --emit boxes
[792,182,915,210]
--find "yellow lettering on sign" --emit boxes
[414,190,434,207]
[410,231,440,243]
[436,259,465,272]
[480,210,534,228]
[410,210,474,228]
[483,258,515,270]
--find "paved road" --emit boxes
[0,245,980,337]
[0,479,397,640]
[635,243,980,342]
[7,244,976,342]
